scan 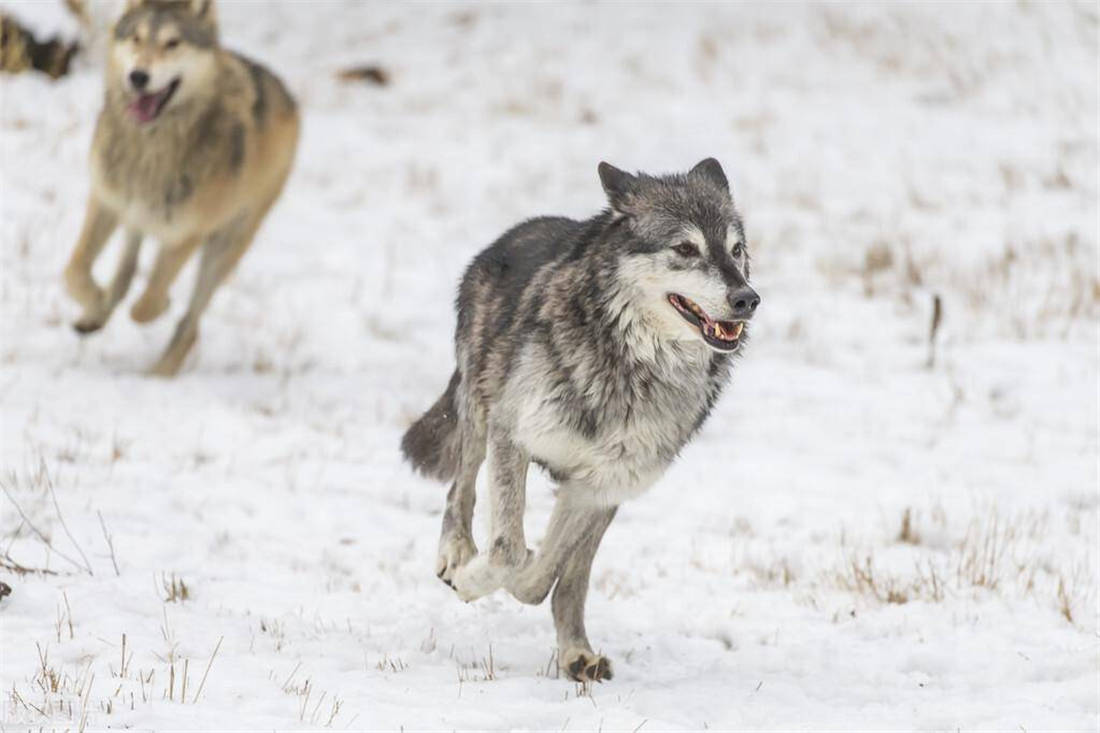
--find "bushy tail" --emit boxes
[401,370,462,483]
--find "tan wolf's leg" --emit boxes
[107,232,143,310]
[73,231,142,333]
[130,236,201,324]
[64,196,118,333]
[147,215,261,377]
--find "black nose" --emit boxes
[129,70,150,90]
[729,286,760,318]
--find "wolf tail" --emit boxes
[401,370,462,483]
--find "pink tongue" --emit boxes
[129,93,161,123]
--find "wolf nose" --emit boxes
[729,286,760,319]
[129,70,150,90]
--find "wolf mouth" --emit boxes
[667,293,744,352]
[128,78,181,124]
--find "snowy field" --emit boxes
[1,1,1098,729]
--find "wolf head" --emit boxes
[107,0,219,124]
[599,158,759,354]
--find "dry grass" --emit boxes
[157,572,190,603]
[824,505,1095,623]
[455,644,496,684]
[897,508,920,545]
[275,662,346,727]
[6,627,225,727]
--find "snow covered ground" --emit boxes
[1,1,1097,729]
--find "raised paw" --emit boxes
[561,648,613,683]
[68,282,109,335]
[436,533,476,590]
[73,311,107,334]
[130,293,169,323]
[450,553,512,602]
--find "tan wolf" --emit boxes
[63,0,299,376]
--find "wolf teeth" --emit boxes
[731,322,743,338]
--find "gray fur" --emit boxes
[401,370,461,481]
[402,159,759,682]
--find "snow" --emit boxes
[1,1,1097,730]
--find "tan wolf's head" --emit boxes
[108,0,219,124]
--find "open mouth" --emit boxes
[128,78,180,124]
[667,293,744,352]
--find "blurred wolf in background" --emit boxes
[63,0,298,376]
[403,159,760,681]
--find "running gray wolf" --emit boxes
[402,158,760,682]
[63,0,299,376]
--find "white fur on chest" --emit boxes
[93,162,219,244]
[507,347,711,507]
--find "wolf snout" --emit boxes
[727,285,760,319]
[129,70,150,91]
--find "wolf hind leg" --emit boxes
[450,426,530,601]
[64,196,118,333]
[147,214,260,377]
[436,423,484,588]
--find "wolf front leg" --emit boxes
[450,427,530,602]
[73,231,143,333]
[552,506,617,682]
[64,196,119,333]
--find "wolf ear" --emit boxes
[598,162,639,214]
[690,157,729,192]
[189,0,215,19]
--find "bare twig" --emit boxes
[1,552,60,576]
[192,636,223,704]
[926,293,942,369]
[0,481,90,575]
[98,511,120,576]
[44,461,94,575]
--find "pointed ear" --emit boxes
[690,157,729,192]
[598,161,638,214]
[190,0,215,19]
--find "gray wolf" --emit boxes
[402,158,759,681]
[63,0,299,376]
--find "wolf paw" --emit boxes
[450,554,512,602]
[73,311,107,334]
[68,280,109,335]
[561,648,613,682]
[436,533,476,590]
[130,293,169,324]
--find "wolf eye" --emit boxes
[164,38,180,50]
[732,243,744,258]
[673,242,699,257]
